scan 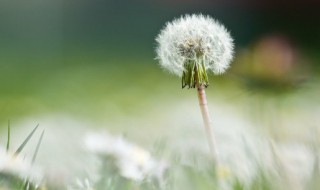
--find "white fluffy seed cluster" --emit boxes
[0,146,35,180]
[156,14,234,76]
[86,132,168,182]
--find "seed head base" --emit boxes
[182,59,209,89]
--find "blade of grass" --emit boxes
[6,120,10,152]
[14,124,39,156]
[32,129,45,164]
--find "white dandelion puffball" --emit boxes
[0,146,40,181]
[86,132,168,182]
[156,14,234,77]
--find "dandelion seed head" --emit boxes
[85,132,167,182]
[0,146,39,181]
[156,14,234,85]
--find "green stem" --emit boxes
[196,84,218,164]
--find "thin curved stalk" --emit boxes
[196,82,218,164]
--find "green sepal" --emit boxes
[182,59,209,89]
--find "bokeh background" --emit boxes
[0,0,320,188]
[0,0,319,126]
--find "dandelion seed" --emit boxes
[155,14,234,163]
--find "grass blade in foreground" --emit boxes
[32,129,45,164]
[14,124,39,156]
[6,120,10,152]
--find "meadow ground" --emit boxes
[0,53,320,189]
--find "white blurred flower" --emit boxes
[85,132,168,182]
[156,14,234,85]
[0,146,35,180]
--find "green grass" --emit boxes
[1,51,320,189]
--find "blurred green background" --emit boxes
[0,0,319,138]
[1,1,320,189]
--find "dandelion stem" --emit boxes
[196,83,218,164]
